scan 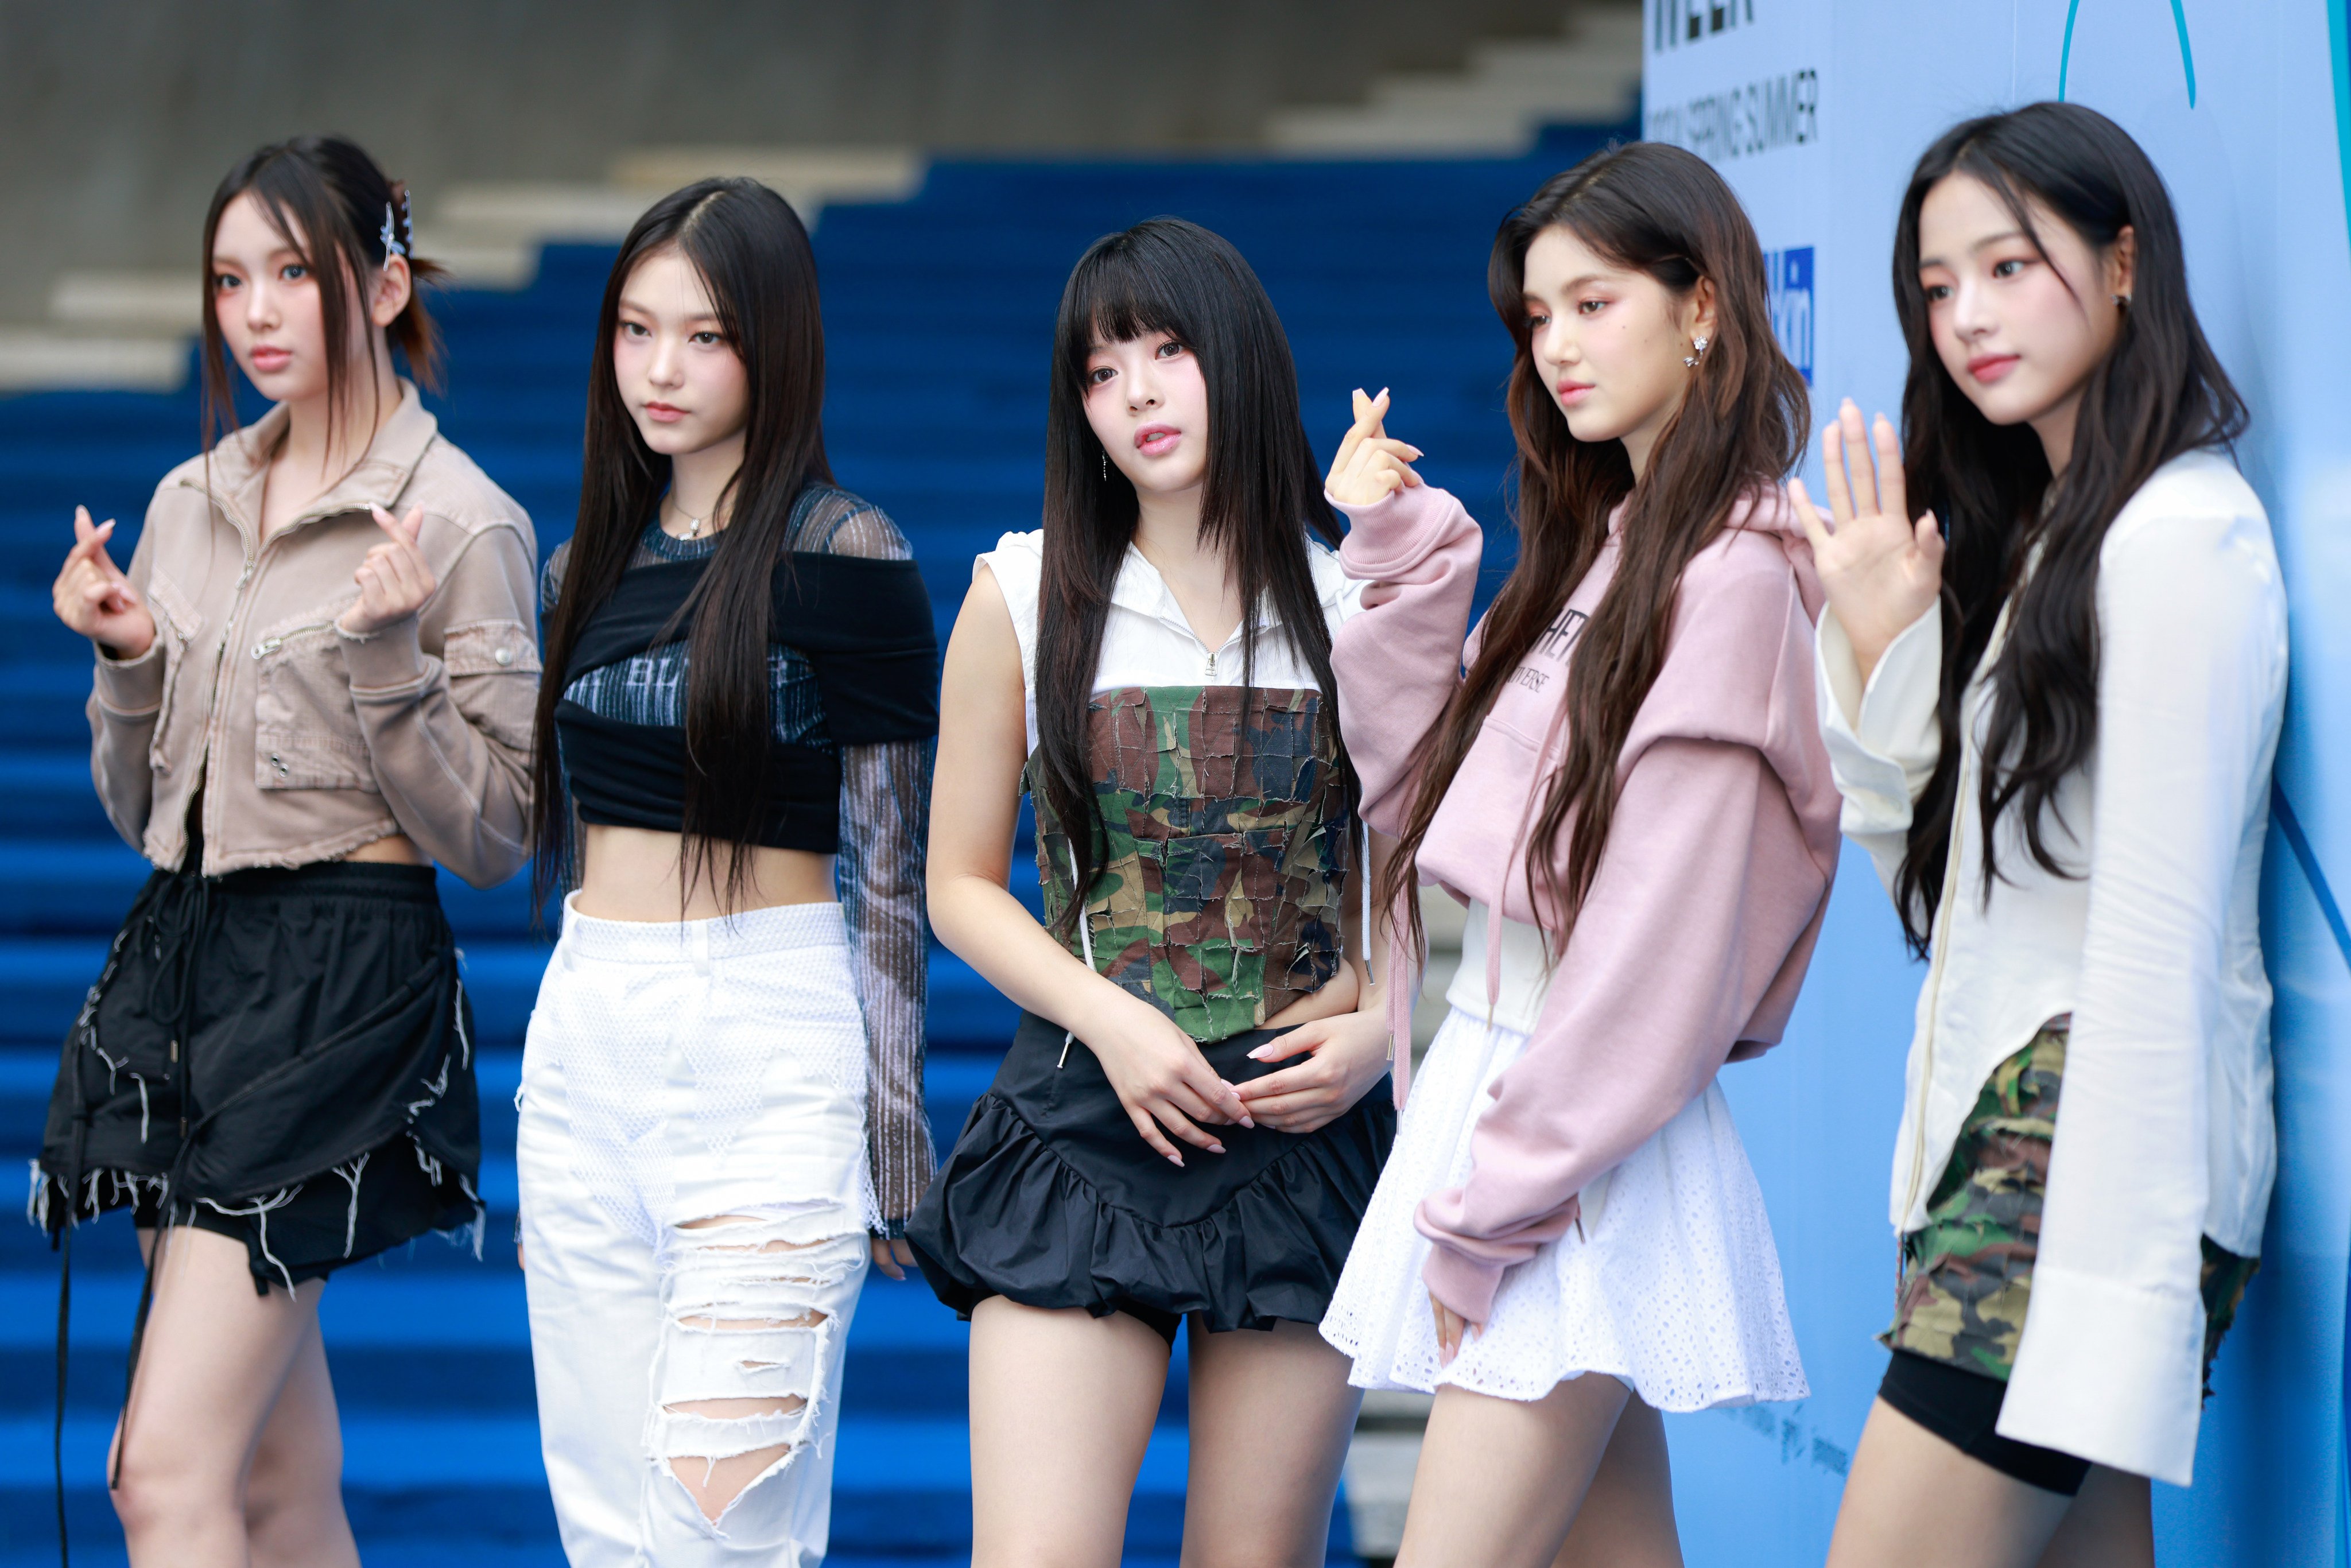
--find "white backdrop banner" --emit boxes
[1639,3,2351,1564]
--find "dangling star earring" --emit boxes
[1684,334,1709,368]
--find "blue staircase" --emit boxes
[0,125,1624,1566]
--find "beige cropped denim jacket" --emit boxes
[88,382,541,886]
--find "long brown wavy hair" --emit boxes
[1378,142,1807,962]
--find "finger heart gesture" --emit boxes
[1786,398,1945,680]
[1325,387,1425,507]
[52,504,157,657]
[339,504,436,636]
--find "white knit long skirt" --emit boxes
[1321,1005,1808,1411]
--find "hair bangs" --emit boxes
[1057,242,1200,387]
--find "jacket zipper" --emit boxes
[250,621,334,659]
[189,491,352,867]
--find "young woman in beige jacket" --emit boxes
[37,136,538,1568]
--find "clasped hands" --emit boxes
[1086,987,1391,1169]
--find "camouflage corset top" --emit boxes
[1032,684,1353,1043]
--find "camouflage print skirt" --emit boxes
[1883,1019,2259,1393]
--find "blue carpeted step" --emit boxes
[1,1416,1348,1559]
[0,932,1022,1053]
[0,1050,1003,1210]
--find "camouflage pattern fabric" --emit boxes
[2198,1235,2259,1398]
[1884,1019,2258,1390]
[1032,684,1351,1043]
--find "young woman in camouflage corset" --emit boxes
[908,218,1395,1567]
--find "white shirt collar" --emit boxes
[1108,538,1349,653]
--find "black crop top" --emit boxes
[553,522,937,851]
[542,488,942,1236]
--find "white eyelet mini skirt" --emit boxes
[1320,1004,1808,1411]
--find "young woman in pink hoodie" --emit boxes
[1317,142,1843,1565]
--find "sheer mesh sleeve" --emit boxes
[799,490,936,1233]
[540,540,571,615]
[837,736,935,1233]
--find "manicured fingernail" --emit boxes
[1169,1154,1184,1167]
[1377,386,1390,399]
[1247,1046,1268,1059]
[1207,1143,1225,1154]
[1236,1115,1255,1129]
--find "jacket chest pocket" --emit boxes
[251,615,375,791]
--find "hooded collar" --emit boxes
[1605,486,1824,619]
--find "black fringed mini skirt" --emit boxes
[35,856,483,1292]
[908,1008,1394,1341]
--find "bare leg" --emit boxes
[1825,1398,2074,1568]
[242,1310,359,1568]
[1392,1373,1631,1568]
[1550,1394,1682,1568]
[1179,1319,1363,1568]
[2036,1466,2151,1568]
[108,1227,328,1568]
[967,1296,1170,1568]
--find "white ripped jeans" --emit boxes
[518,896,871,1567]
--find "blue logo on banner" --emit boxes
[1766,246,1814,383]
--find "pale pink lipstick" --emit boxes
[643,401,688,424]
[1134,422,1180,456]
[1554,379,1595,406]
[1967,353,2020,385]
[249,345,292,374]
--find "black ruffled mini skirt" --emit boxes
[908,1008,1394,1340]
[36,856,483,1292]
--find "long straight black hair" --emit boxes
[1890,102,2245,952]
[1034,218,1348,935]
[530,178,833,913]
[199,135,446,453]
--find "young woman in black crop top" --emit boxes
[518,178,936,1564]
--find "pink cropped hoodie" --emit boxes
[1333,480,1842,1323]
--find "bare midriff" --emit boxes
[344,833,428,866]
[572,823,836,922]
